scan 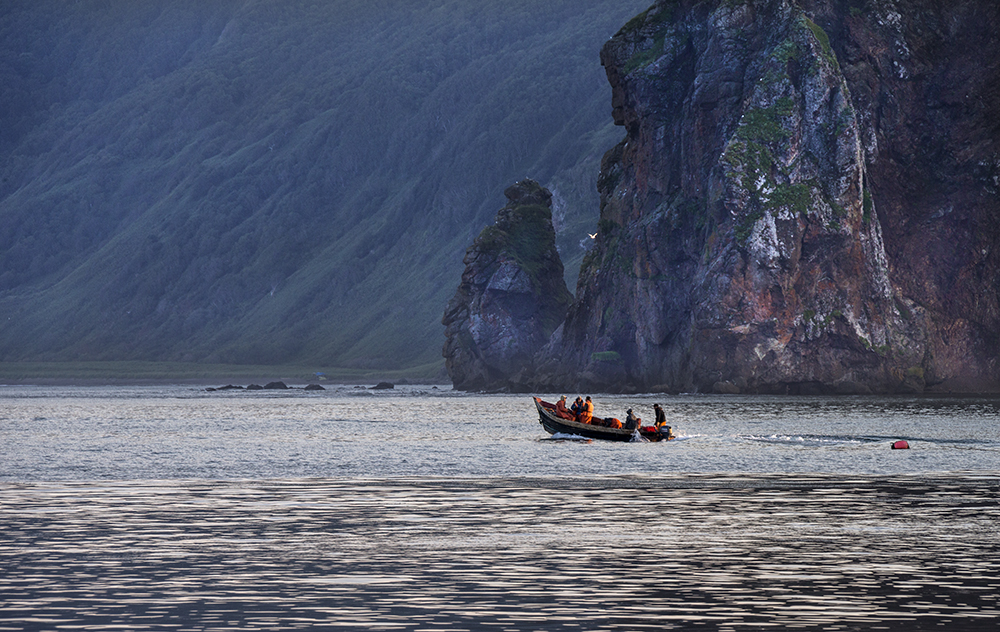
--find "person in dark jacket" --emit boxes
[653,403,667,428]
[624,408,641,431]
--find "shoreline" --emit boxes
[0,377,452,388]
[0,361,450,388]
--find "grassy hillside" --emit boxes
[0,0,649,373]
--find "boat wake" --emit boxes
[739,434,878,447]
[540,432,593,442]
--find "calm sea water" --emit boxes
[1,385,999,630]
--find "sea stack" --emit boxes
[442,180,573,391]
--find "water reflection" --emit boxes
[2,475,998,630]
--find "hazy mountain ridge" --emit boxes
[0,0,649,369]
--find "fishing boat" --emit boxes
[533,397,671,442]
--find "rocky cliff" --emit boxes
[523,0,1000,393]
[803,0,1000,392]
[442,180,572,391]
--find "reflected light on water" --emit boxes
[1,386,999,630]
[1,476,999,631]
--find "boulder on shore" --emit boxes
[206,384,243,392]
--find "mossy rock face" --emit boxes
[590,351,622,363]
[527,0,959,394]
[443,180,572,392]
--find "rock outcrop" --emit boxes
[445,0,999,393]
[442,180,573,391]
[527,0,999,393]
[800,0,1000,392]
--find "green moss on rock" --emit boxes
[591,350,622,363]
[769,183,812,216]
[803,17,838,68]
[737,106,792,144]
[862,188,873,223]
[624,33,667,74]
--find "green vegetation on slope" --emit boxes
[0,0,651,372]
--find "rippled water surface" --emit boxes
[1,385,999,630]
[3,385,999,479]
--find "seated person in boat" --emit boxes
[601,416,623,429]
[554,396,575,420]
[624,409,641,431]
[578,396,594,424]
[570,397,584,419]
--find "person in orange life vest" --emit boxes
[554,396,575,420]
[578,396,594,424]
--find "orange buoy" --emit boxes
[891,440,910,450]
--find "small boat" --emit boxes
[533,397,671,442]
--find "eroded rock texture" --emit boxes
[442,180,573,391]
[801,0,1000,391]
[530,0,999,393]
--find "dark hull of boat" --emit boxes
[533,397,665,442]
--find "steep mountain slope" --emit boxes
[0,0,648,369]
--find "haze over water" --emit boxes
[1,385,998,630]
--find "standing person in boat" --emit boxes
[653,403,667,428]
[653,403,675,439]
[555,396,574,420]
[624,408,641,431]
[578,396,595,424]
